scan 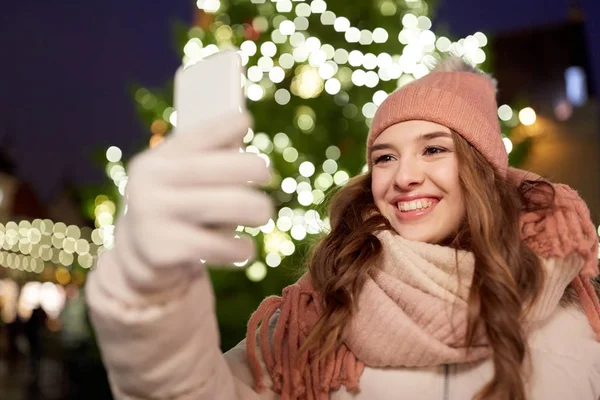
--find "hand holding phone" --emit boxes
[102,50,272,291]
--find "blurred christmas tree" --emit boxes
[92,0,533,350]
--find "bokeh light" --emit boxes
[519,107,537,126]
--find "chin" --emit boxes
[391,222,454,246]
[393,227,438,244]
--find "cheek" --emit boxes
[434,162,464,210]
[371,171,390,204]
[433,160,461,194]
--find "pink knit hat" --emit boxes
[368,59,508,175]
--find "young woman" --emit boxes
[86,57,600,400]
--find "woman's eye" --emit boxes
[374,154,394,164]
[424,146,446,156]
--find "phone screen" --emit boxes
[174,50,245,134]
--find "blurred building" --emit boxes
[0,148,87,227]
[490,17,600,223]
[0,150,46,224]
[46,186,88,228]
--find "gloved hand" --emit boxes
[108,112,273,293]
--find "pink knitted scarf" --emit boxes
[246,183,600,400]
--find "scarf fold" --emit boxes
[246,182,600,399]
[343,236,490,368]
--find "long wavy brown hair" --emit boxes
[300,132,555,400]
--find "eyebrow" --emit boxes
[417,131,453,141]
[368,131,452,154]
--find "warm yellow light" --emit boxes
[150,119,168,136]
[264,231,288,254]
[246,261,267,281]
[265,253,282,267]
[95,195,108,207]
[519,107,537,126]
[78,253,94,269]
[291,66,323,99]
[97,212,114,227]
[59,250,74,267]
[55,267,71,286]
[279,240,295,256]
[75,239,90,255]
[150,134,164,148]
[334,171,350,186]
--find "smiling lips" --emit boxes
[398,199,433,212]
[393,197,440,221]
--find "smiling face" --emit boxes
[370,120,465,245]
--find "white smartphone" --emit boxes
[174,49,245,134]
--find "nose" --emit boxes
[393,156,425,190]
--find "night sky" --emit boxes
[1,0,598,202]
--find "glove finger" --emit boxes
[157,151,271,187]
[133,220,257,269]
[162,186,274,228]
[166,112,252,153]
[197,230,257,267]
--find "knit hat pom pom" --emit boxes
[430,55,498,94]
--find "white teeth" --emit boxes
[398,200,434,212]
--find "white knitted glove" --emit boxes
[109,112,273,293]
